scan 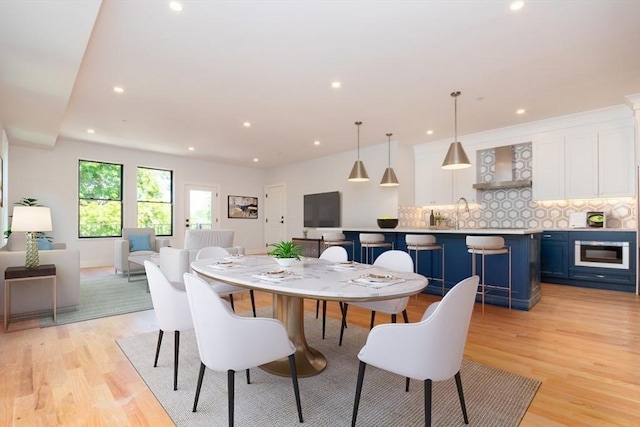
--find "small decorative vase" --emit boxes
[25,233,40,269]
[275,258,296,267]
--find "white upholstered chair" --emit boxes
[315,246,349,339]
[114,227,169,275]
[144,260,193,391]
[340,250,414,346]
[195,246,256,317]
[183,273,303,426]
[351,275,480,427]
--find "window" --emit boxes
[137,167,173,236]
[78,160,123,238]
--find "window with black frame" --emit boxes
[78,160,123,238]
[137,166,173,236]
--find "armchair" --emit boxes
[114,227,170,275]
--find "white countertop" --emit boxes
[341,227,544,235]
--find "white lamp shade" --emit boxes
[441,141,471,170]
[11,206,52,232]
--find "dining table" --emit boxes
[191,254,428,377]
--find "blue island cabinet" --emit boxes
[343,230,541,311]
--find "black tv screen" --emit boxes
[304,191,341,228]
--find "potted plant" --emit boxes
[268,240,303,267]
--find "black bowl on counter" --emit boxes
[377,218,399,229]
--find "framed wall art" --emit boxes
[228,195,258,219]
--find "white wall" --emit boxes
[7,139,266,267]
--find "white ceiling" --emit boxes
[1,0,639,169]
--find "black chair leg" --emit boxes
[406,377,410,392]
[391,313,397,324]
[289,355,304,423]
[369,311,376,329]
[228,294,235,312]
[228,370,235,427]
[455,371,469,424]
[339,302,348,329]
[174,330,180,390]
[246,368,250,384]
[402,309,409,323]
[424,379,432,427]
[340,303,349,346]
[315,300,320,318]
[192,362,206,412]
[322,300,327,339]
[351,361,367,427]
[154,330,163,367]
[249,290,256,317]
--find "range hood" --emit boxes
[472,145,532,190]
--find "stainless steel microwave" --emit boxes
[574,240,629,270]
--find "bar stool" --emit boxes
[406,234,445,296]
[466,236,511,315]
[359,233,393,264]
[322,232,354,260]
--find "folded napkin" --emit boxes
[207,262,245,270]
[252,270,301,282]
[329,261,370,271]
[351,273,405,289]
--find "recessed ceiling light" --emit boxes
[188,146,195,151]
[113,86,124,93]
[331,81,341,89]
[426,130,434,135]
[253,158,259,162]
[510,1,524,11]
[243,122,251,127]
[516,108,526,115]
[169,1,183,12]
[314,140,321,146]
[87,129,95,134]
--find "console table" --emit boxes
[4,264,56,331]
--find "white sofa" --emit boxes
[114,227,170,275]
[159,229,242,284]
[0,233,80,317]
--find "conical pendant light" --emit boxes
[380,132,399,187]
[348,121,369,182]
[442,91,471,170]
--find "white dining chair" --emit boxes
[351,275,480,427]
[315,246,349,339]
[183,273,304,427]
[340,250,414,346]
[196,246,257,317]
[144,260,193,391]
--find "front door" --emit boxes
[264,183,286,248]
[184,183,221,231]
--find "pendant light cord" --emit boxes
[355,121,362,159]
[386,133,392,166]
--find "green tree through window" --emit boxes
[78,160,123,238]
[137,167,173,236]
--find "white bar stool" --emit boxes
[322,232,354,260]
[406,234,445,296]
[466,236,511,315]
[359,233,393,264]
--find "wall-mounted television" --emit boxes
[304,191,341,228]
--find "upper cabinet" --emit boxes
[415,145,477,206]
[533,123,635,201]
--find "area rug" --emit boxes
[39,275,152,326]
[117,311,540,426]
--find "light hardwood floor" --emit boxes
[1,268,638,426]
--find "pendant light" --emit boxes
[380,133,399,187]
[348,121,369,182]
[441,91,471,170]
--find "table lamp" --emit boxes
[10,206,52,269]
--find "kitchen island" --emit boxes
[341,228,542,311]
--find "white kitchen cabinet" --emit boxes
[565,133,599,199]
[598,126,635,197]
[415,147,453,206]
[532,138,565,201]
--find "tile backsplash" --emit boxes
[400,142,636,230]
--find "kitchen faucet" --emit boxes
[454,197,469,230]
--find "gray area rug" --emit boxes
[40,275,152,326]
[117,310,540,426]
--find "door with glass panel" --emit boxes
[184,184,221,231]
